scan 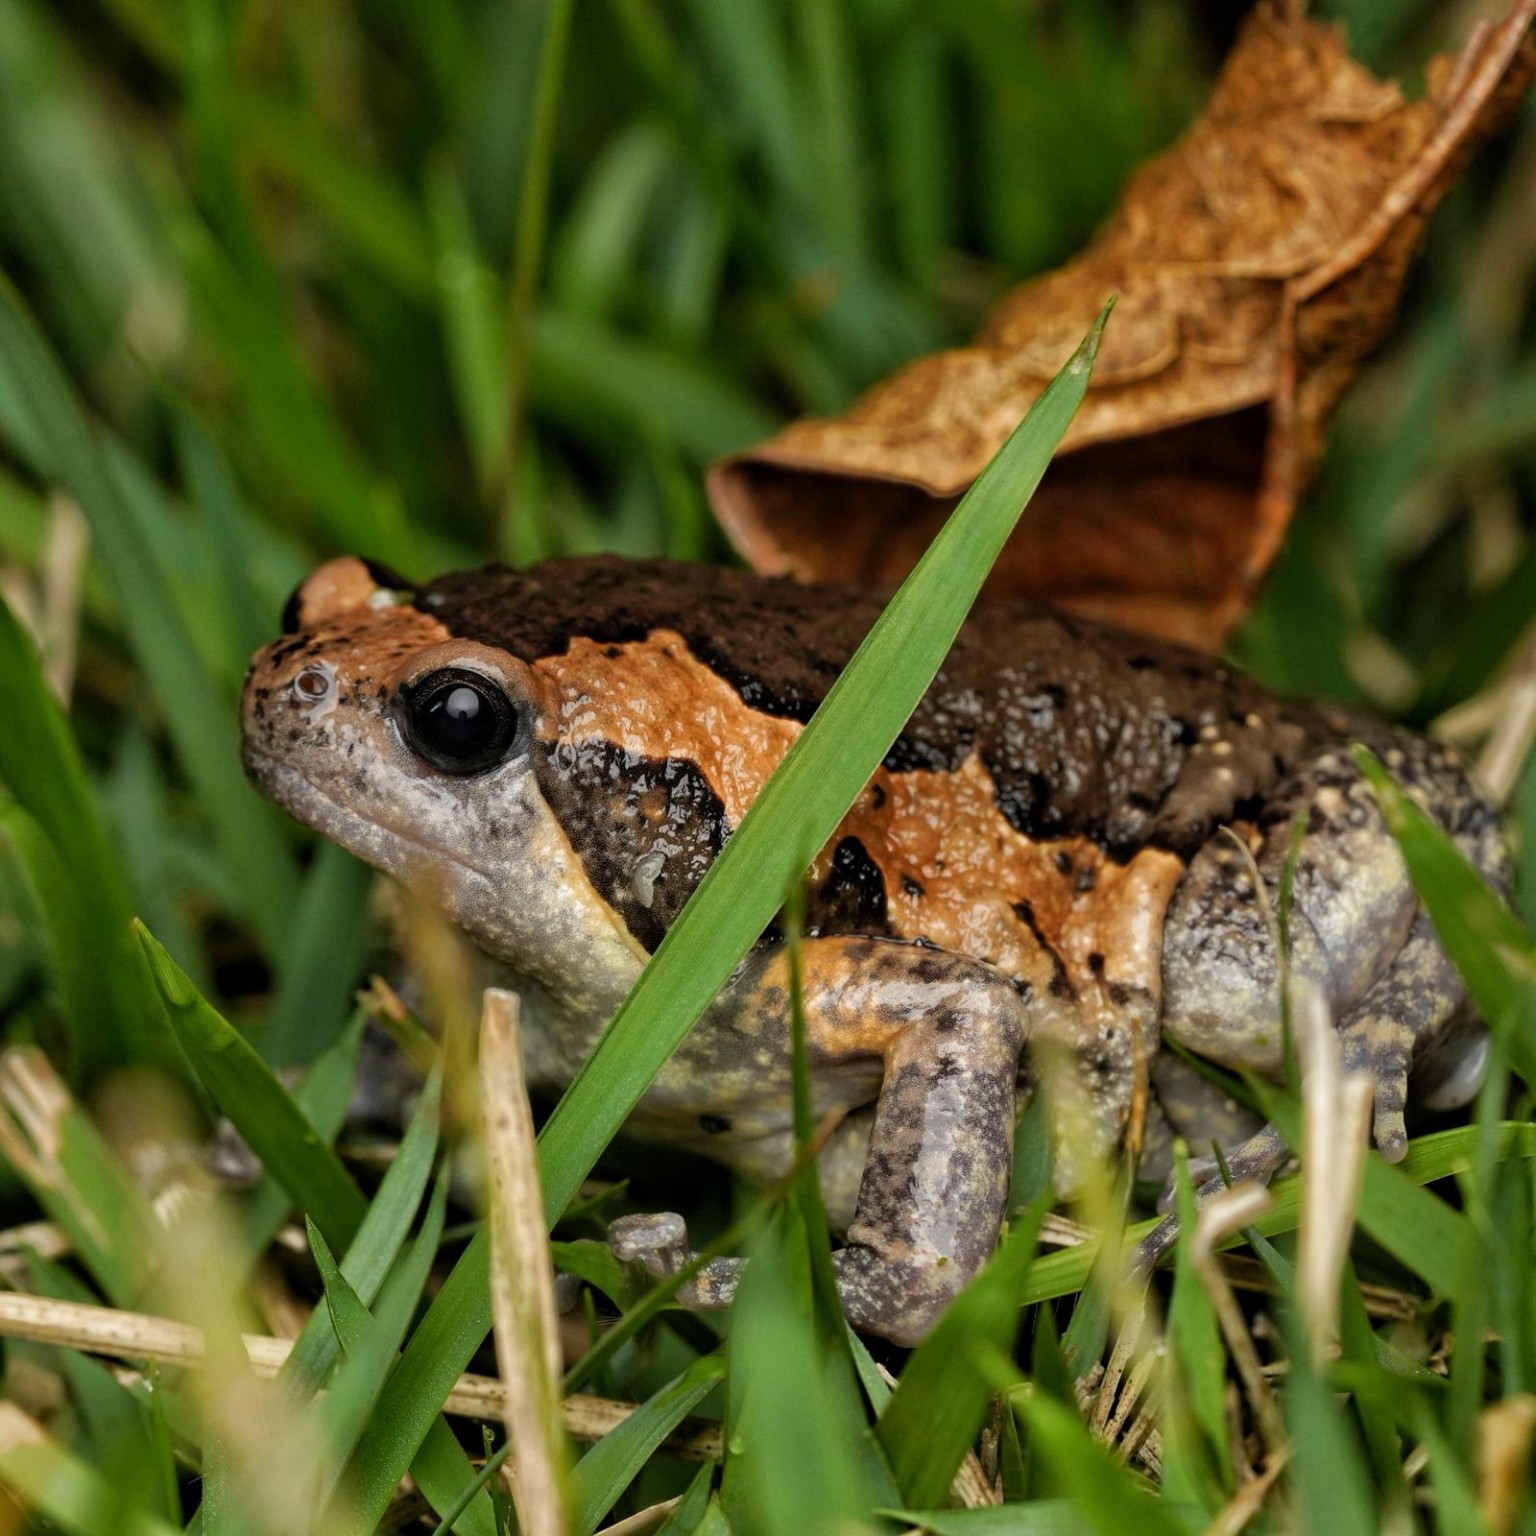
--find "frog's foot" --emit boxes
[606,1212,742,1309]
[1136,1122,1291,1274]
[1338,910,1467,1161]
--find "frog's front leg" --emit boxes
[610,937,1028,1346]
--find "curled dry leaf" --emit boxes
[709,2,1536,649]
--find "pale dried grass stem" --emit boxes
[479,988,569,1536]
[1294,980,1374,1368]
[1191,1182,1286,1459]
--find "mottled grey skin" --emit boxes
[241,557,1510,1345]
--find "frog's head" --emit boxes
[240,558,645,999]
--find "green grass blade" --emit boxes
[877,1197,1047,1508]
[1014,1393,1189,1536]
[0,597,156,1072]
[279,1068,442,1397]
[0,1046,159,1307]
[136,923,368,1252]
[336,1226,493,1529]
[0,281,299,953]
[314,1171,448,1493]
[570,1352,725,1536]
[0,1419,178,1536]
[536,302,1110,1220]
[334,306,1107,1529]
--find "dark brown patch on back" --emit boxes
[808,836,893,939]
[418,556,1331,858]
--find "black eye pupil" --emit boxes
[404,669,519,774]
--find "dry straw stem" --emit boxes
[1201,1447,1291,1536]
[0,1291,722,1460]
[1432,630,1536,806]
[1476,1394,1536,1536]
[479,988,570,1536]
[1190,1181,1286,1459]
[593,1497,683,1535]
[1294,980,1375,1370]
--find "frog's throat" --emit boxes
[242,746,647,1020]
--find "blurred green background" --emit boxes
[0,0,1532,1074]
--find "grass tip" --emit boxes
[133,921,197,1010]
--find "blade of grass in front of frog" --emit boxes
[136,923,368,1253]
[876,1194,1045,1510]
[1354,745,1536,1083]
[279,1068,442,1398]
[0,600,157,1076]
[305,1199,498,1536]
[339,302,1104,1530]
[570,1351,726,1536]
[720,1209,884,1536]
[0,282,299,953]
[240,1011,365,1262]
[1013,1391,1191,1536]
[537,299,1111,1217]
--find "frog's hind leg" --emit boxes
[1141,736,1504,1274]
[609,937,1028,1347]
[1136,915,1467,1271]
[1158,737,1505,1152]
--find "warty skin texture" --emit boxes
[241,555,1510,1344]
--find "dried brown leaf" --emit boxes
[710,3,1536,648]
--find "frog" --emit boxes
[239,554,1509,1346]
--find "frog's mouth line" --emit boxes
[244,749,500,894]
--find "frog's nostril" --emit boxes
[293,664,333,702]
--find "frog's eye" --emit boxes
[401,667,521,775]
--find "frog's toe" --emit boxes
[608,1211,691,1278]
[1341,1017,1413,1163]
[1338,908,1467,1164]
[608,1212,743,1309]
[1155,1147,1224,1215]
[1134,1122,1291,1275]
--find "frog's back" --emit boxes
[416,553,1329,860]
